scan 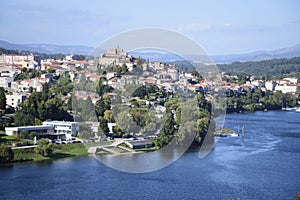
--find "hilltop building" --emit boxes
[98,48,133,66]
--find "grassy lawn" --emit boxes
[0,134,34,146]
[52,143,88,157]
[12,143,88,163]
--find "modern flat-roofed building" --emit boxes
[5,125,53,137]
[5,121,79,140]
[42,121,79,139]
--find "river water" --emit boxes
[0,111,299,199]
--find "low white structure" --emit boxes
[5,125,53,137]
[275,84,300,94]
[5,121,79,140]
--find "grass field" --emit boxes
[12,143,88,163]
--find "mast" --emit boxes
[242,126,245,140]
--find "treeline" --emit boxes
[226,88,299,112]
[218,57,300,79]
[171,57,300,80]
[0,47,19,55]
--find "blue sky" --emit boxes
[0,0,299,55]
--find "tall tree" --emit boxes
[0,144,14,164]
[0,87,6,110]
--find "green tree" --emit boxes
[35,138,53,157]
[0,87,6,110]
[96,77,113,96]
[103,110,114,123]
[18,130,28,139]
[95,97,111,117]
[132,86,147,99]
[99,117,110,136]
[0,144,14,164]
[78,124,94,139]
[112,125,125,137]
[30,131,39,140]
[14,111,35,126]
[160,112,176,137]
[195,118,209,143]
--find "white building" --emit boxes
[43,121,79,139]
[6,93,27,108]
[0,76,13,88]
[1,54,39,65]
[5,121,80,140]
[275,84,300,94]
[265,81,276,91]
[283,77,298,84]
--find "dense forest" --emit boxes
[225,88,299,113]
[172,57,300,80]
[217,57,300,79]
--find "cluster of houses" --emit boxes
[221,76,300,95]
[1,48,299,143]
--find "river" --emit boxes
[0,111,300,199]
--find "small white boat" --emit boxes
[296,107,300,112]
[228,133,239,137]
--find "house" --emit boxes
[275,83,300,94]
[0,76,13,88]
[1,54,40,65]
[265,81,276,91]
[6,93,27,108]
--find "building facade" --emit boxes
[5,121,80,140]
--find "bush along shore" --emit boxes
[0,140,88,166]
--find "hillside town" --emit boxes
[0,48,299,149]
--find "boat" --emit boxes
[219,134,227,137]
[296,107,300,112]
[228,133,239,137]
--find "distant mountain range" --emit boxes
[0,40,93,55]
[211,44,300,63]
[0,40,300,63]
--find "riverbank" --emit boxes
[10,143,88,164]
